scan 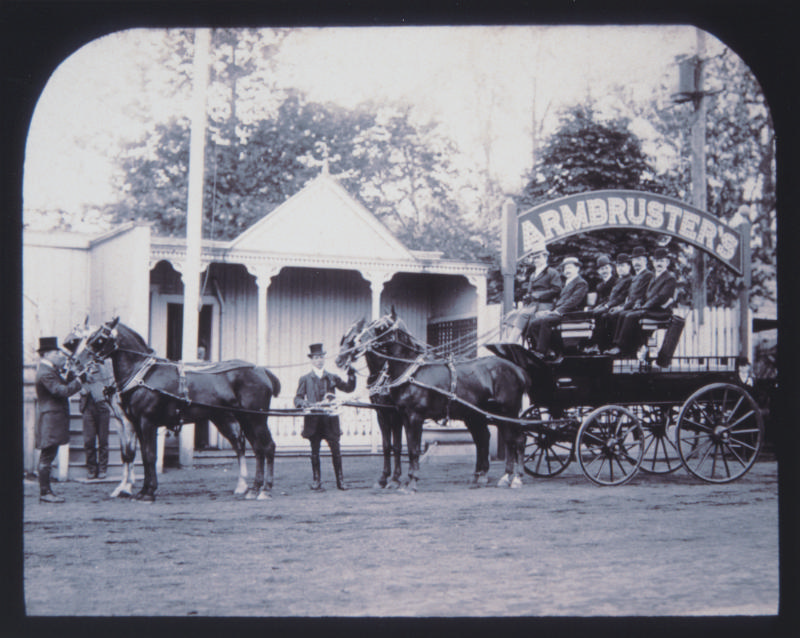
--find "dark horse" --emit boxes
[70,317,281,501]
[336,311,532,491]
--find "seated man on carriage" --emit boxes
[585,252,633,354]
[607,247,677,357]
[503,243,562,343]
[525,256,589,361]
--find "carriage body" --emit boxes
[487,342,764,486]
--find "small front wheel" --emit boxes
[576,405,644,486]
[521,407,574,478]
[676,383,764,483]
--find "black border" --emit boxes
[3,1,797,637]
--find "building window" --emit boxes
[427,317,477,359]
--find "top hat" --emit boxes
[562,256,581,268]
[307,343,326,357]
[631,246,647,258]
[37,336,60,354]
[652,247,670,260]
[596,255,612,268]
[615,253,631,265]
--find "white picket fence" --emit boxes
[673,305,748,359]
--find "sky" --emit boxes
[23,25,717,225]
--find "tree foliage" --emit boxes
[515,104,670,300]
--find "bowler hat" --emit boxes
[562,256,581,268]
[596,255,612,268]
[616,253,631,265]
[631,246,647,258]
[307,343,326,357]
[653,247,670,260]
[37,336,59,354]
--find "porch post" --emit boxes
[254,266,282,366]
[362,270,394,320]
[467,274,488,347]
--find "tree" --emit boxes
[515,104,669,300]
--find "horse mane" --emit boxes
[117,322,155,354]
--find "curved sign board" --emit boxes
[517,190,745,275]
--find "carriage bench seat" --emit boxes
[557,311,595,352]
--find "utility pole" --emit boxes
[690,29,707,323]
[180,28,211,468]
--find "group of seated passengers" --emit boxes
[505,244,677,361]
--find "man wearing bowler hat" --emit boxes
[504,243,562,343]
[593,254,617,307]
[602,245,654,353]
[526,256,589,361]
[34,336,84,502]
[586,253,633,354]
[294,343,357,490]
[608,247,677,356]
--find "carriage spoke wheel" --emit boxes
[677,383,764,483]
[521,407,574,478]
[637,405,682,474]
[576,405,644,486]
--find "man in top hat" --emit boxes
[34,336,84,502]
[585,253,633,354]
[294,343,357,491]
[602,245,654,353]
[526,256,589,360]
[504,244,562,343]
[608,247,677,356]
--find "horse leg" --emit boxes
[467,417,491,486]
[213,414,249,496]
[496,425,523,488]
[374,414,392,489]
[110,411,137,498]
[389,419,403,489]
[135,417,158,502]
[403,414,423,493]
[242,415,274,501]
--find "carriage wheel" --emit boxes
[676,383,764,483]
[521,407,574,478]
[637,405,682,474]
[576,405,644,486]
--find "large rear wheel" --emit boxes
[521,407,574,478]
[576,405,644,486]
[676,383,764,483]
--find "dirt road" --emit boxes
[23,453,779,617]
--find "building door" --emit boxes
[165,303,214,449]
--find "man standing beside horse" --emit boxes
[294,343,356,491]
[34,337,84,503]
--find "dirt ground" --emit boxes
[22,451,779,618]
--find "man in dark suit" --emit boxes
[586,253,633,353]
[35,337,83,502]
[608,247,678,356]
[527,256,589,360]
[504,245,562,343]
[294,343,356,491]
[602,245,654,353]
[592,254,618,307]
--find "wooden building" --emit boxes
[23,171,492,470]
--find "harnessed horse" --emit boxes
[69,317,281,501]
[336,311,532,490]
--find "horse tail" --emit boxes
[261,367,281,398]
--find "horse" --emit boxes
[69,317,281,502]
[336,311,532,491]
[336,319,408,489]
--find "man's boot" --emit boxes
[310,455,323,491]
[98,446,109,479]
[332,452,348,491]
[38,467,64,503]
[85,446,98,480]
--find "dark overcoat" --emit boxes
[641,270,678,310]
[294,369,356,440]
[622,268,655,310]
[524,266,562,307]
[594,273,618,306]
[35,361,82,449]
[605,274,632,309]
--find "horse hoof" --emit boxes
[243,490,256,500]
[510,476,523,489]
[135,493,155,503]
[497,474,511,488]
[234,486,248,496]
[256,490,272,500]
[475,474,490,486]
[387,480,401,490]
